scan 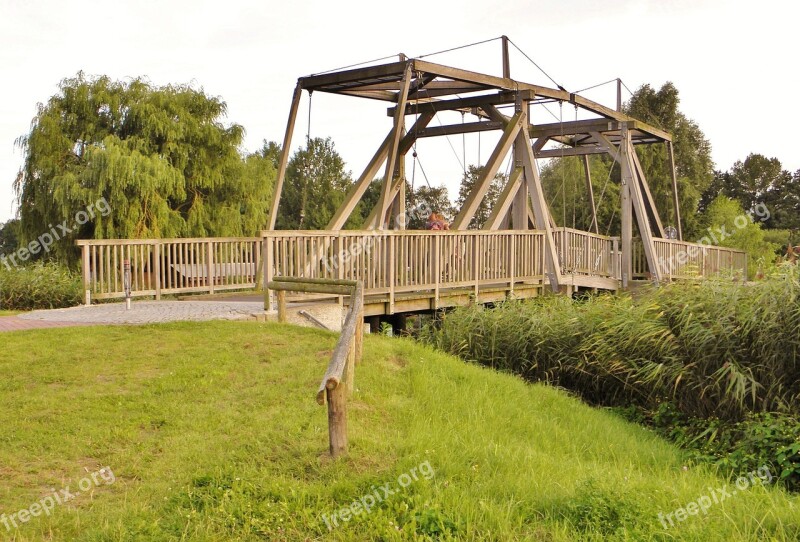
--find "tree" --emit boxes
[540,155,617,233]
[455,165,505,229]
[625,82,714,238]
[406,184,454,229]
[701,196,784,277]
[704,154,799,233]
[275,137,354,230]
[14,72,274,263]
[0,219,20,256]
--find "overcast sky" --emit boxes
[1,0,797,223]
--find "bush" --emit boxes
[0,262,82,310]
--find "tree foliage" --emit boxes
[704,154,800,235]
[541,155,617,233]
[541,82,714,239]
[14,72,274,263]
[455,165,505,229]
[275,137,355,230]
[0,219,20,255]
[625,82,714,238]
[701,196,783,277]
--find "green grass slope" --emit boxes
[0,322,797,541]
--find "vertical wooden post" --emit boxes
[388,234,396,313]
[667,141,683,240]
[472,234,479,301]
[376,64,413,228]
[612,237,620,281]
[509,233,516,296]
[268,82,304,230]
[82,244,91,306]
[264,237,274,311]
[433,235,440,309]
[154,241,161,300]
[619,135,633,289]
[277,290,287,322]
[502,35,510,79]
[616,78,622,112]
[326,381,348,458]
[207,241,215,295]
[583,155,599,234]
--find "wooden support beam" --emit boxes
[482,104,511,127]
[484,167,523,230]
[511,96,529,230]
[415,120,502,139]
[451,112,524,229]
[667,141,683,240]
[620,126,661,283]
[517,112,561,289]
[535,146,607,159]
[376,64,413,229]
[327,131,392,230]
[300,61,407,91]
[388,91,522,117]
[583,155,599,234]
[267,82,303,230]
[502,35,510,78]
[629,142,666,238]
[363,176,404,229]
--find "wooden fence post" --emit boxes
[207,240,215,294]
[154,241,162,300]
[82,244,91,306]
[277,290,287,322]
[326,382,348,458]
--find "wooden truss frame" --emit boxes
[267,38,683,287]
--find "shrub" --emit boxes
[0,262,82,310]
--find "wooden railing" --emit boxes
[653,238,748,279]
[76,237,261,302]
[267,277,364,459]
[263,230,546,309]
[633,238,747,280]
[554,227,617,278]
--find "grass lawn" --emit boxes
[0,310,21,316]
[0,321,797,541]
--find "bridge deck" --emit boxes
[77,228,748,314]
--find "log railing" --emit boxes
[76,238,261,302]
[267,277,364,459]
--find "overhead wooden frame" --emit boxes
[267,44,680,287]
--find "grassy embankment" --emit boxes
[0,322,797,541]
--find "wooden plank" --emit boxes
[451,112,523,229]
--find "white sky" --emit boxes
[0,0,797,223]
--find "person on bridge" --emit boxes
[426,213,450,231]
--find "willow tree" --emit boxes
[14,72,274,262]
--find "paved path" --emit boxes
[1,301,266,332]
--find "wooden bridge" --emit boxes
[78,230,745,316]
[76,39,747,316]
